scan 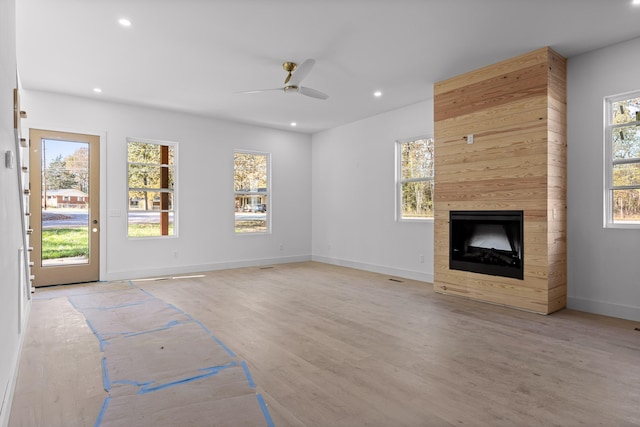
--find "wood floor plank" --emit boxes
[10,261,640,426]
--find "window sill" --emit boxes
[399,217,434,223]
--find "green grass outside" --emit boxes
[235,219,267,233]
[127,223,175,237]
[43,220,267,260]
[42,227,89,260]
[42,224,176,260]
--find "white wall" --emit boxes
[0,0,30,424]
[22,90,312,281]
[567,36,640,322]
[311,100,434,282]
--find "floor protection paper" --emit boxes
[68,284,274,427]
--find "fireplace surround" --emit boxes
[433,47,566,314]
[449,210,524,280]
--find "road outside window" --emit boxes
[234,151,270,233]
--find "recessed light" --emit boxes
[373,91,382,97]
[93,88,102,93]
[118,18,132,27]
[290,122,297,127]
[633,0,640,5]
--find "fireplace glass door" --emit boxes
[449,210,524,280]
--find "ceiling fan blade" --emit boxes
[288,59,315,86]
[236,88,284,94]
[299,86,329,100]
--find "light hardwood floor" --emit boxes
[10,262,640,426]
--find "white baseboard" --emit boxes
[105,255,313,281]
[568,296,640,322]
[312,255,433,283]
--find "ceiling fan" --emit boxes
[239,59,329,100]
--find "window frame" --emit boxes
[126,137,178,239]
[604,92,640,229]
[396,136,435,222]
[234,149,271,235]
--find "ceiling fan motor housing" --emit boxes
[283,62,297,72]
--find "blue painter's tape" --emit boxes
[137,287,156,298]
[67,296,80,310]
[210,334,237,358]
[93,396,111,427]
[256,394,276,427]
[167,303,185,314]
[101,357,111,392]
[137,361,238,395]
[241,361,256,388]
[84,317,99,335]
[111,379,153,388]
[168,303,237,357]
[190,316,212,334]
[123,319,185,338]
[94,300,148,311]
[84,318,108,351]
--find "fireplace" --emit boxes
[449,210,524,280]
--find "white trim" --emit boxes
[312,255,434,283]
[22,123,108,282]
[126,137,179,238]
[568,296,640,322]
[105,255,311,281]
[603,92,640,229]
[234,150,271,235]
[0,301,30,427]
[396,136,435,222]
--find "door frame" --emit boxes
[28,124,107,285]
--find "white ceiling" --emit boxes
[16,0,640,134]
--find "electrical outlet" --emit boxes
[419,254,425,263]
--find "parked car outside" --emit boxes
[243,204,267,213]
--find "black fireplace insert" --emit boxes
[449,210,524,280]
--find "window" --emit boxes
[605,93,640,228]
[397,137,434,220]
[127,138,176,237]
[234,151,269,233]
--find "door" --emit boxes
[29,129,100,287]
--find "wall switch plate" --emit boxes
[5,150,14,169]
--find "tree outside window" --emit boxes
[234,151,269,233]
[606,94,640,227]
[398,137,434,220]
[127,139,176,237]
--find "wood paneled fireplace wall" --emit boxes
[433,47,567,314]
